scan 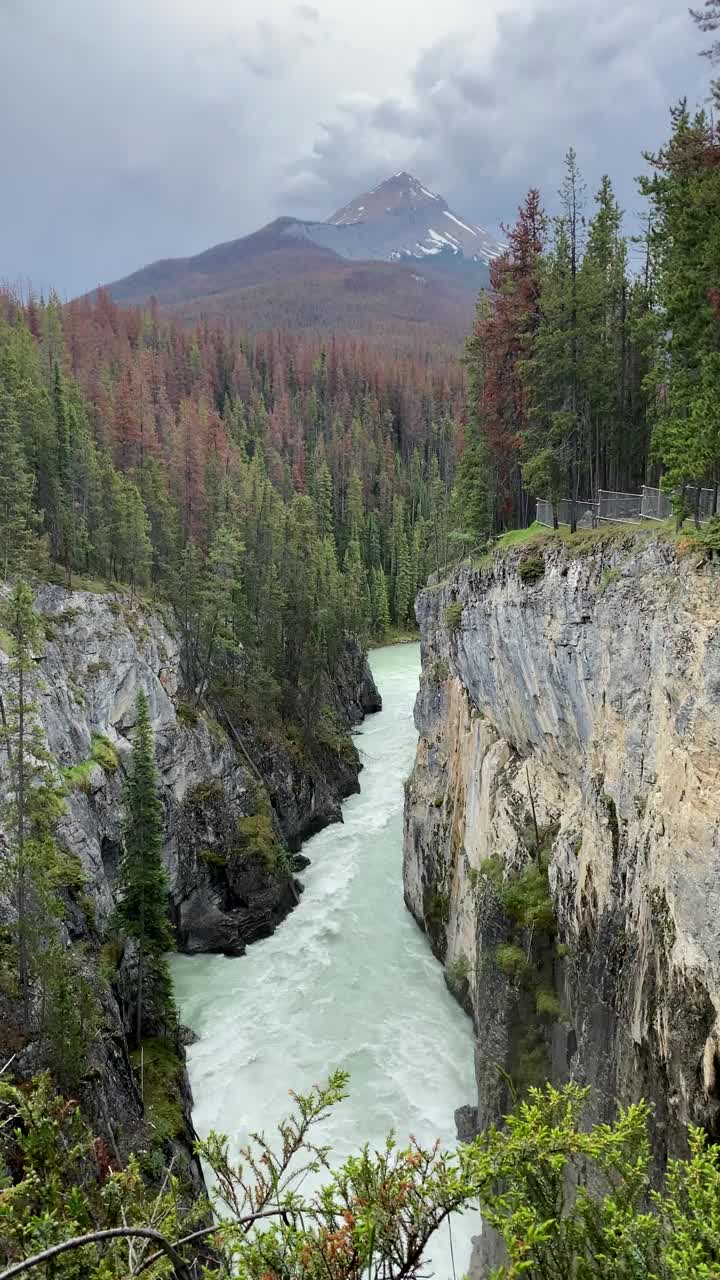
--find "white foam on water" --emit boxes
[171,644,478,1277]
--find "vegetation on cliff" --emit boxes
[115,691,174,1046]
[3,1072,720,1280]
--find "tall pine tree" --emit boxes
[116,690,173,1047]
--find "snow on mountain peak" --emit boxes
[326,172,503,266]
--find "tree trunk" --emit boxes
[17,661,29,1032]
[135,941,144,1049]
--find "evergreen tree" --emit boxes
[0,395,41,576]
[641,105,720,521]
[0,581,69,1037]
[369,565,391,638]
[0,581,45,1027]
[116,690,173,1046]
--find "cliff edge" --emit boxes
[403,530,720,1264]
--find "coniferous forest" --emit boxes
[456,101,719,539]
[0,290,464,724]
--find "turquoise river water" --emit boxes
[171,643,478,1276]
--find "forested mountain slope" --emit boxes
[102,173,497,338]
[0,288,462,658]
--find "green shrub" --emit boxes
[235,811,286,871]
[51,850,89,890]
[63,736,119,790]
[99,938,124,982]
[495,942,527,977]
[512,1023,550,1094]
[91,734,119,772]
[86,659,112,677]
[176,700,199,727]
[444,601,464,632]
[130,1037,186,1143]
[199,846,227,868]
[431,658,449,684]
[62,759,95,792]
[0,626,16,655]
[448,952,472,984]
[479,855,504,892]
[518,555,545,584]
[700,515,720,555]
[78,893,97,931]
[597,567,621,594]
[205,714,227,743]
[501,864,556,933]
[535,987,562,1018]
[425,888,450,930]
[186,778,224,809]
[313,706,355,765]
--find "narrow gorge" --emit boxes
[0,583,380,1183]
[172,644,478,1280]
[403,530,720,1272]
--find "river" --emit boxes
[171,643,478,1277]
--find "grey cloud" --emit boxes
[0,1,331,295]
[239,21,292,77]
[293,3,320,20]
[0,0,710,298]
[290,0,705,234]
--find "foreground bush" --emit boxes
[1,1073,720,1279]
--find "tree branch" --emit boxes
[133,1208,288,1277]
[0,1227,193,1280]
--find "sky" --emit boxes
[0,0,709,297]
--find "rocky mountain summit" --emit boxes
[324,171,503,265]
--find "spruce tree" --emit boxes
[641,105,720,519]
[370,565,391,638]
[116,690,173,1047]
[0,396,41,577]
[0,581,45,1027]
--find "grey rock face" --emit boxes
[0,583,379,1183]
[0,585,379,958]
[403,535,720,1233]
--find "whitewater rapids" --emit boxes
[171,643,478,1277]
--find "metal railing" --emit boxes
[537,485,718,530]
[598,490,642,523]
[537,498,599,528]
[641,485,673,521]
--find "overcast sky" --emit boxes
[0,0,709,297]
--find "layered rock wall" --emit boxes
[404,534,720,1181]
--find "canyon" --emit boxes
[0,582,380,1184]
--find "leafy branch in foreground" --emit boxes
[2,1075,720,1280]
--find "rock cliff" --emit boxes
[403,531,720,1270]
[0,583,379,1186]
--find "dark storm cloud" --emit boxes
[0,0,710,297]
[0,1,325,296]
[288,0,706,236]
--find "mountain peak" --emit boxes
[326,172,503,265]
[329,172,444,227]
